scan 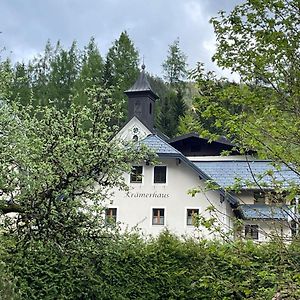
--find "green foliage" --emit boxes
[0,87,149,243]
[162,38,187,87]
[191,0,300,195]
[73,37,104,107]
[2,232,300,299]
[177,113,203,136]
[103,31,140,123]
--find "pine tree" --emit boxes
[73,37,104,107]
[11,62,32,106]
[47,41,80,110]
[160,39,188,136]
[162,38,187,88]
[30,40,53,107]
[103,31,139,123]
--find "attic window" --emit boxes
[132,135,138,142]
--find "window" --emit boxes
[105,208,117,224]
[187,209,199,226]
[149,102,152,114]
[254,191,265,204]
[154,166,167,184]
[152,208,165,225]
[130,166,143,183]
[245,224,259,240]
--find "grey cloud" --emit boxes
[0,0,244,77]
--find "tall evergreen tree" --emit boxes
[103,31,139,122]
[47,41,80,110]
[11,62,32,106]
[30,40,54,107]
[162,38,187,88]
[160,39,188,136]
[73,37,104,107]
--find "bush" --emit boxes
[2,231,300,299]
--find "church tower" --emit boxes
[125,64,158,131]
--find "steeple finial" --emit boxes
[141,56,145,71]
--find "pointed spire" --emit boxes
[125,64,158,99]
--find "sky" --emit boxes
[0,0,243,80]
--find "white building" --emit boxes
[106,66,299,242]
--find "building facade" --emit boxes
[106,66,299,241]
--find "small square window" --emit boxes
[187,209,199,226]
[154,166,167,184]
[130,166,143,183]
[254,191,265,204]
[245,224,259,240]
[152,208,165,225]
[105,208,117,224]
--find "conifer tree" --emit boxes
[103,31,139,122]
[73,37,104,107]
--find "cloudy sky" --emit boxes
[0,0,243,79]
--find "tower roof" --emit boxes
[125,65,159,100]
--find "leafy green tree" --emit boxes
[0,59,13,101]
[194,0,300,167]
[160,39,189,136]
[177,112,203,136]
[190,0,300,255]
[0,87,149,244]
[156,91,178,137]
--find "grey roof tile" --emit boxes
[193,161,300,189]
[239,204,290,219]
[141,134,181,155]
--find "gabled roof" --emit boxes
[141,134,238,206]
[125,66,159,100]
[142,134,181,155]
[192,160,300,189]
[238,204,290,220]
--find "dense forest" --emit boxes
[0,32,202,138]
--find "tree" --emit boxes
[30,40,54,107]
[72,37,104,107]
[192,0,300,171]
[47,41,80,110]
[162,38,187,87]
[190,0,300,273]
[0,87,149,244]
[103,31,139,123]
[11,62,32,106]
[159,39,189,136]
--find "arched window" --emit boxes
[132,135,139,142]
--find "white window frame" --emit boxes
[245,224,259,240]
[104,206,118,224]
[129,165,144,185]
[150,207,166,226]
[185,207,201,227]
[152,165,168,185]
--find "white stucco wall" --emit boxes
[107,158,234,238]
[242,220,291,242]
